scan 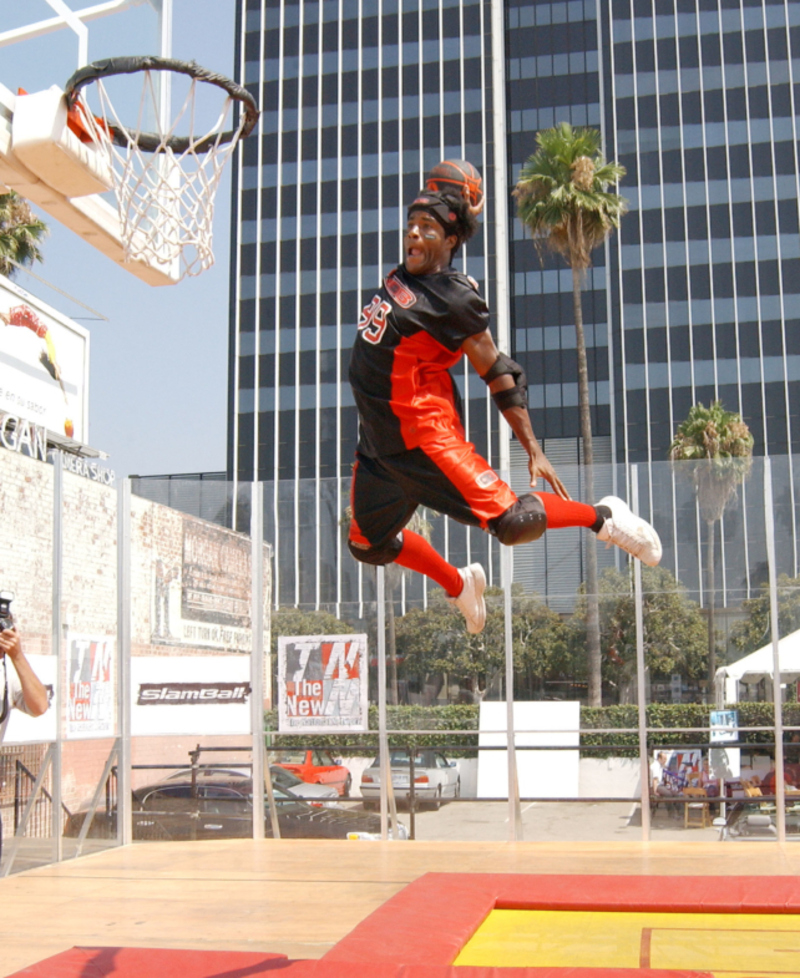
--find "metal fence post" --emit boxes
[632,466,651,841]
[764,458,786,843]
[377,565,388,840]
[376,567,399,839]
[51,452,63,862]
[502,544,522,840]
[250,482,270,840]
[117,478,132,846]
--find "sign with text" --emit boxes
[0,277,88,442]
[131,656,252,736]
[151,518,253,652]
[277,634,368,734]
[710,709,739,742]
[66,634,115,739]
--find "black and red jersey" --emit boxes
[349,263,489,457]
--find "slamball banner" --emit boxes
[131,656,252,736]
[278,634,368,734]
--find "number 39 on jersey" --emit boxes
[358,295,392,345]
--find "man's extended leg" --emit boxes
[348,454,488,633]
[349,449,661,637]
[393,531,486,634]
[391,529,461,594]
[530,492,600,530]
[492,492,662,567]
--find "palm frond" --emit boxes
[0,191,48,278]
[514,124,627,271]
[669,401,754,522]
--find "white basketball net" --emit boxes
[75,71,248,280]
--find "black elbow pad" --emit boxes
[482,353,528,411]
[481,352,526,386]
[492,386,528,411]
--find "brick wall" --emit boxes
[0,448,270,823]
[0,445,54,653]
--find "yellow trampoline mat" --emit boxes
[454,908,800,975]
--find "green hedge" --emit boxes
[579,703,800,758]
[264,702,800,759]
[265,704,479,755]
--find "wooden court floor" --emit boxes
[3,839,800,978]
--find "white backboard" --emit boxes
[0,2,180,286]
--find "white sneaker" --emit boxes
[446,563,487,634]
[596,496,662,567]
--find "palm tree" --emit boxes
[0,191,48,278]
[514,122,628,707]
[669,401,753,686]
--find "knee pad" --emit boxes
[348,533,403,566]
[490,493,546,546]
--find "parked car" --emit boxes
[270,765,339,805]
[166,765,340,806]
[270,749,352,797]
[63,773,408,841]
[360,750,460,810]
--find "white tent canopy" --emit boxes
[715,628,800,701]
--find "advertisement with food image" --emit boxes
[0,278,88,442]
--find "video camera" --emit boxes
[0,591,14,632]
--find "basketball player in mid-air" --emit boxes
[347,161,661,634]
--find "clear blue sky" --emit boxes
[2,1,237,478]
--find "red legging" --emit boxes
[394,492,598,596]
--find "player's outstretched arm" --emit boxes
[462,331,571,500]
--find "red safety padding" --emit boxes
[323,873,800,967]
[6,946,290,978]
[310,965,711,978]
[322,872,498,966]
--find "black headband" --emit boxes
[407,191,462,238]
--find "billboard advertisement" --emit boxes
[0,277,89,443]
[66,634,115,739]
[151,518,254,652]
[131,655,252,736]
[277,634,369,734]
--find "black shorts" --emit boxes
[348,440,516,549]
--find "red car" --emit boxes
[271,749,352,797]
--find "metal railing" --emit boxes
[14,760,70,837]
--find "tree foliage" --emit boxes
[395,586,570,700]
[569,567,708,690]
[669,400,753,684]
[270,606,354,659]
[669,400,754,522]
[513,122,628,708]
[0,191,48,278]
[513,123,627,271]
[729,573,800,656]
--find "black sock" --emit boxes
[590,504,612,534]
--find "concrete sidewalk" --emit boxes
[405,799,721,842]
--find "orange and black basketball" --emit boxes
[425,159,483,207]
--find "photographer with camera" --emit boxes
[0,595,50,860]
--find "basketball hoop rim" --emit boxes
[64,55,260,154]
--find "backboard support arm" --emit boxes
[0,1,170,63]
[44,0,89,67]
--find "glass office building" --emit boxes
[230,0,800,606]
